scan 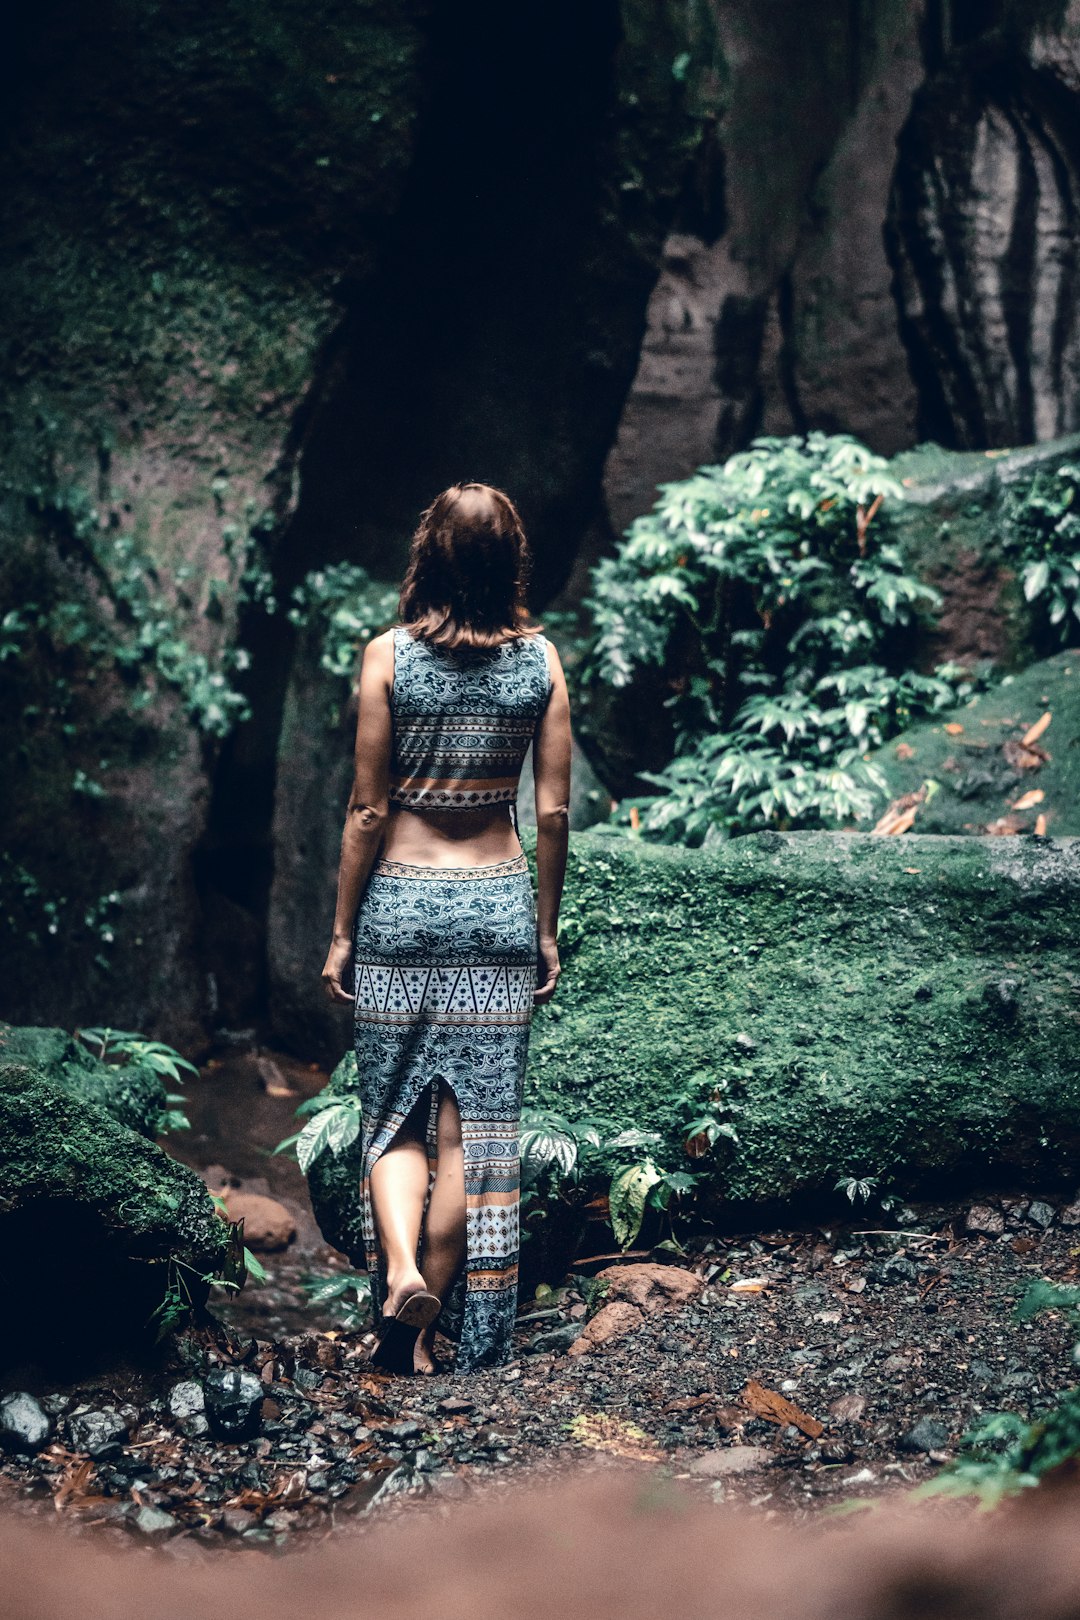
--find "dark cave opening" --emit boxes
[193,0,694,1039]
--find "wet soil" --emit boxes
[1,1046,1077,1548]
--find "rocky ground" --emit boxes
[1,1047,1078,1550]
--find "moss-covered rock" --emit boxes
[866,651,1080,837]
[0,1062,227,1371]
[0,1023,166,1139]
[308,826,1080,1262]
[529,827,1080,1205]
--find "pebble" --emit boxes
[134,1505,178,1535]
[899,1417,950,1453]
[204,1368,263,1442]
[167,1381,209,1438]
[0,1393,51,1454]
[687,1445,772,1478]
[66,1408,129,1460]
[965,1204,1005,1236]
[1027,1200,1055,1229]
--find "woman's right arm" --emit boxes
[532,639,572,1006]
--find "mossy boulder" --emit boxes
[308,827,1080,1269]
[863,651,1080,839]
[527,827,1080,1207]
[0,1023,167,1139]
[0,1062,227,1372]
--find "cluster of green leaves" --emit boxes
[274,1058,360,1173]
[581,432,976,843]
[919,1280,1080,1507]
[0,855,121,967]
[77,1024,197,1133]
[520,1071,739,1253]
[150,1203,266,1343]
[1001,461,1080,636]
[287,563,399,681]
[299,1270,373,1332]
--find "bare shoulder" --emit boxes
[537,630,565,677]
[360,627,396,682]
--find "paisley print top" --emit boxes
[388,624,553,812]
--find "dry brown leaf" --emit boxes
[1022,711,1052,746]
[902,867,922,874]
[943,722,964,735]
[1035,813,1048,836]
[1002,737,1050,770]
[1009,788,1045,810]
[984,815,1026,836]
[742,1378,824,1440]
[872,786,927,836]
[729,1279,768,1294]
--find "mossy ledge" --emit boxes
[526,827,1080,1203]
[307,828,1080,1268]
[0,1061,227,1371]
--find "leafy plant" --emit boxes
[917,1280,1080,1505]
[580,432,976,843]
[1001,461,1080,637]
[299,1270,373,1331]
[76,1024,197,1132]
[274,1060,362,1171]
[834,1174,898,1211]
[287,563,399,682]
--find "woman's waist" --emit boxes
[379,803,523,867]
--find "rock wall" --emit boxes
[602,0,1080,534]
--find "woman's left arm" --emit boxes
[321,631,394,1005]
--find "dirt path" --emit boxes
[1,1047,1076,1546]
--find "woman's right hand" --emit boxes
[534,935,561,1006]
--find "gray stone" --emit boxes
[965,1204,1005,1236]
[899,1417,950,1453]
[203,1368,263,1442]
[134,1505,177,1535]
[526,1324,583,1356]
[67,1408,129,1460]
[0,1392,51,1453]
[167,1380,208,1438]
[1027,1200,1055,1229]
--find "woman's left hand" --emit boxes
[321,937,355,1005]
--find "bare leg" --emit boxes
[415,1079,467,1373]
[368,1087,432,1315]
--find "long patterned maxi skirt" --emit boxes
[351,851,537,1372]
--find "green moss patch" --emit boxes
[524,827,1080,1205]
[865,651,1080,836]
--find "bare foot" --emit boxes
[413,1327,442,1375]
[384,1267,429,1317]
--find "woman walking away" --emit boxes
[320,483,572,1375]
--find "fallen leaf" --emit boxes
[565,1413,661,1461]
[1003,737,1049,770]
[872,786,928,836]
[984,815,1026,836]
[729,1278,768,1294]
[943,722,964,735]
[742,1379,824,1440]
[902,867,922,874]
[1009,788,1045,810]
[1022,711,1052,746]
[1035,813,1048,836]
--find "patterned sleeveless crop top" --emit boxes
[388,624,554,812]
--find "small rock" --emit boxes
[204,1368,263,1441]
[436,1397,474,1414]
[67,1408,129,1460]
[965,1204,1005,1236]
[1059,1198,1080,1228]
[567,1300,644,1356]
[221,1508,258,1534]
[687,1445,772,1478]
[899,1417,950,1453]
[134,1505,177,1535]
[167,1381,208,1438]
[0,1392,51,1454]
[983,978,1020,1020]
[386,1420,423,1441]
[591,1263,703,1314]
[969,1359,997,1383]
[829,1393,867,1425]
[818,1437,854,1464]
[526,1324,582,1356]
[1027,1200,1055,1230]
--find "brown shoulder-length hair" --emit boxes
[397,481,542,652]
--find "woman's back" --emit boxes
[380,623,555,863]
